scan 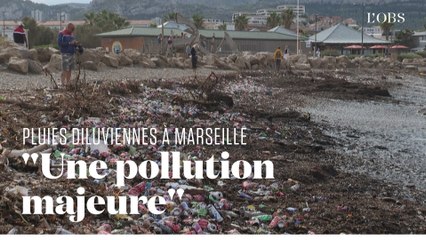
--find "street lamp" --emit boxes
[314,14,318,57]
[59,13,65,30]
[2,11,5,38]
[296,0,299,55]
[361,3,365,55]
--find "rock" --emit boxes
[235,55,250,69]
[101,54,119,68]
[79,49,102,64]
[402,58,412,64]
[354,57,373,68]
[0,47,29,64]
[248,55,260,66]
[418,66,426,74]
[118,54,133,66]
[294,63,311,71]
[97,62,107,70]
[336,56,351,68]
[404,65,417,70]
[140,59,157,68]
[82,61,98,71]
[174,57,185,69]
[29,49,38,61]
[228,54,238,62]
[28,60,43,74]
[0,52,10,64]
[205,54,219,66]
[123,49,142,64]
[36,47,59,62]
[151,57,168,68]
[308,57,322,68]
[296,54,308,64]
[43,54,62,72]
[8,57,28,74]
[254,52,270,67]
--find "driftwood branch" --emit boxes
[2,144,50,158]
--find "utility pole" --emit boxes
[59,12,65,30]
[296,0,300,55]
[361,3,365,55]
[314,14,318,57]
[2,11,5,38]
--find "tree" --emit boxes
[267,12,281,28]
[163,12,177,22]
[281,9,295,29]
[84,12,97,26]
[93,10,129,32]
[395,29,416,48]
[379,21,394,41]
[192,14,204,29]
[218,23,227,31]
[76,10,130,48]
[22,17,55,48]
[234,15,248,31]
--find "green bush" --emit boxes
[397,52,422,61]
[322,49,341,57]
[416,51,426,58]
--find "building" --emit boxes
[413,31,426,52]
[310,23,389,55]
[31,10,43,22]
[268,26,297,37]
[57,12,70,22]
[97,26,306,54]
[203,18,225,30]
[363,26,383,39]
[157,21,189,31]
[232,4,306,29]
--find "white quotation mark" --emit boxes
[168,188,184,200]
[22,153,39,165]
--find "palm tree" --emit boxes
[163,12,177,22]
[192,14,204,29]
[267,12,281,28]
[84,12,97,25]
[380,21,394,41]
[93,10,129,31]
[234,15,248,31]
[281,9,295,29]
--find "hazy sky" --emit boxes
[31,0,91,5]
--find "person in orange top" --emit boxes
[273,47,284,72]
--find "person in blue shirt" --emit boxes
[58,23,79,88]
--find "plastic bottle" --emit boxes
[207,204,224,222]
[209,191,223,202]
[253,214,273,222]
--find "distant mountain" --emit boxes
[1,0,425,30]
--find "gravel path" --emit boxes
[0,67,236,91]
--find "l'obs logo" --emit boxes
[367,12,405,24]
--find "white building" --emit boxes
[232,4,306,28]
[31,10,43,22]
[363,26,383,39]
[277,4,306,17]
[413,31,426,52]
[57,12,70,22]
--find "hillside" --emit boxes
[1,0,425,30]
